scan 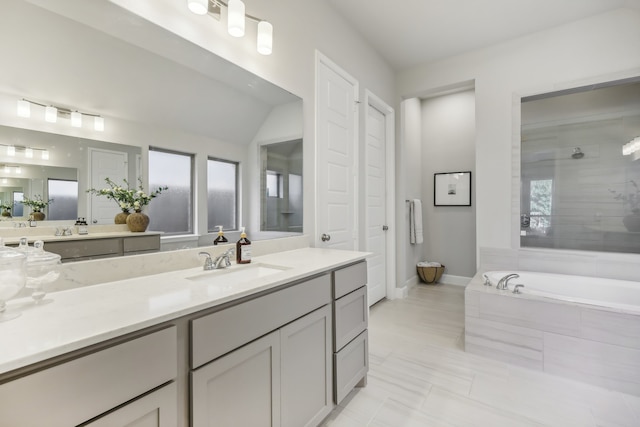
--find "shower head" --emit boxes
[571,147,584,159]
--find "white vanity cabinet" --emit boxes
[0,326,177,427]
[332,262,369,404]
[190,274,333,427]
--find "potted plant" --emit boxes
[88,178,167,231]
[22,195,53,221]
[1,201,11,218]
[609,180,640,232]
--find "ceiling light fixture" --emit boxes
[623,136,640,156]
[187,0,273,55]
[15,98,105,131]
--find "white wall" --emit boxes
[420,90,476,278]
[397,8,640,275]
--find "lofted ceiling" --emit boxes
[327,0,640,70]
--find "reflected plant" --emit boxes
[88,178,168,212]
[609,180,640,214]
[22,195,53,212]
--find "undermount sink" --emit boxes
[186,263,289,285]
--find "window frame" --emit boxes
[207,156,239,233]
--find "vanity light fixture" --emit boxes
[187,0,273,55]
[622,136,640,156]
[2,165,21,174]
[15,98,105,132]
[16,99,30,118]
[45,106,58,123]
[0,144,50,161]
[71,111,82,128]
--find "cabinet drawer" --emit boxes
[123,234,161,253]
[82,382,177,427]
[0,326,177,427]
[334,330,368,404]
[334,286,367,351]
[334,261,367,299]
[46,238,122,260]
[191,274,331,368]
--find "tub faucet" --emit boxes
[496,273,519,290]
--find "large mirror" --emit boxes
[0,0,303,242]
[521,78,640,254]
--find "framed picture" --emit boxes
[434,171,472,206]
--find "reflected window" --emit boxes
[207,158,238,232]
[47,179,78,220]
[148,148,193,235]
[12,192,23,217]
[266,171,283,198]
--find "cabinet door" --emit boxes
[82,382,177,427]
[191,330,281,427]
[280,305,333,427]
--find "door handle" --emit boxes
[382,225,389,231]
[92,219,98,224]
[321,233,331,242]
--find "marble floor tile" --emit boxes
[320,284,640,427]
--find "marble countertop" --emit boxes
[0,247,368,376]
[0,230,162,245]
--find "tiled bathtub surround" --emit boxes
[465,271,640,396]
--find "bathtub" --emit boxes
[483,270,640,315]
[465,270,640,396]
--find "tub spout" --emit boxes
[496,273,519,290]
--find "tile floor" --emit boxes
[321,283,640,427]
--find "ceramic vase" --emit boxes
[114,211,130,224]
[31,211,45,221]
[126,210,150,232]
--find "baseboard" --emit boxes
[440,274,472,286]
[395,275,419,299]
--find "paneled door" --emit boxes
[89,148,128,224]
[316,52,359,250]
[366,103,388,305]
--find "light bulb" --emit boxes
[7,146,15,156]
[17,100,30,118]
[71,111,82,127]
[15,167,21,174]
[94,116,105,132]
[257,21,273,55]
[41,150,49,160]
[4,166,9,174]
[187,0,208,15]
[45,106,57,123]
[228,0,245,37]
[25,148,33,158]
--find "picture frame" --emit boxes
[434,171,472,206]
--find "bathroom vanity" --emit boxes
[0,247,368,426]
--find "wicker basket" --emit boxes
[417,265,445,284]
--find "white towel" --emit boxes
[409,199,424,244]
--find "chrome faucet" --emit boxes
[199,252,215,271]
[213,248,235,269]
[512,284,525,294]
[482,274,492,286]
[496,273,519,290]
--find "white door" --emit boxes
[89,148,128,224]
[366,104,387,305]
[316,53,358,249]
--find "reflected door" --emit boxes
[89,149,128,224]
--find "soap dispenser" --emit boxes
[213,225,228,245]
[236,227,251,264]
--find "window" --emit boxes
[47,179,78,220]
[207,158,238,232]
[529,179,553,234]
[148,148,193,234]
[266,170,283,198]
[12,192,24,217]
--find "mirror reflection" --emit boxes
[521,79,640,253]
[260,140,303,232]
[0,1,303,243]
